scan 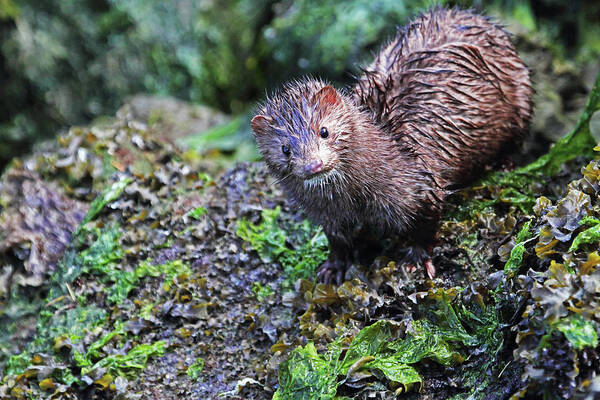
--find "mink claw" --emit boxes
[425,258,436,279]
[402,258,435,278]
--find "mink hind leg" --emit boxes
[395,224,438,278]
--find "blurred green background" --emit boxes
[1,0,599,168]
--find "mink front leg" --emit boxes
[316,229,353,285]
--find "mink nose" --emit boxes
[304,160,324,175]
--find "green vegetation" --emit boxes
[102,259,192,304]
[1,179,169,392]
[79,340,166,378]
[520,74,600,176]
[503,220,532,276]
[568,217,600,252]
[187,357,205,381]
[555,315,598,350]
[180,116,260,165]
[237,206,329,287]
[187,206,208,220]
[252,282,275,302]
[79,177,132,228]
[274,289,502,399]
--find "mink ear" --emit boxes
[314,85,341,107]
[251,115,272,134]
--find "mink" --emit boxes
[251,7,533,283]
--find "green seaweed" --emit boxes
[47,179,131,301]
[555,315,599,350]
[3,218,121,378]
[1,177,168,386]
[504,220,533,277]
[252,282,275,302]
[187,357,205,380]
[568,216,600,252]
[275,290,502,398]
[82,341,166,378]
[519,73,600,176]
[4,305,107,378]
[78,177,132,231]
[273,341,346,400]
[450,171,537,221]
[187,206,208,220]
[102,259,191,304]
[237,206,329,286]
[383,320,462,366]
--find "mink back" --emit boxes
[354,7,533,190]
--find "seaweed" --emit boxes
[252,282,275,302]
[275,288,503,399]
[0,178,168,396]
[506,157,600,398]
[568,216,600,252]
[187,206,208,220]
[555,315,598,350]
[520,73,600,176]
[187,358,205,381]
[80,340,166,379]
[237,206,329,287]
[504,220,533,277]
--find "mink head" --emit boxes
[251,79,357,189]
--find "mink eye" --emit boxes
[320,127,329,138]
[281,144,291,156]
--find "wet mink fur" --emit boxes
[251,7,533,283]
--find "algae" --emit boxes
[187,358,205,381]
[1,177,166,395]
[252,282,275,302]
[555,314,599,350]
[275,289,503,398]
[521,73,600,176]
[237,206,329,287]
[504,220,533,277]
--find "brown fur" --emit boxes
[252,8,533,281]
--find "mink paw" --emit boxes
[400,245,436,279]
[404,258,436,279]
[316,259,347,285]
